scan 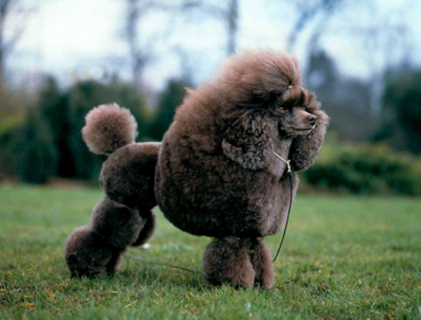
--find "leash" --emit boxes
[272,151,294,262]
[127,254,203,274]
[127,151,294,272]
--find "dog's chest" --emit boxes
[268,132,292,178]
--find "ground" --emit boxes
[0,184,420,319]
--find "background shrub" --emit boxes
[147,79,188,141]
[8,76,149,183]
[303,142,421,195]
[13,111,58,184]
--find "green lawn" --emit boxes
[0,184,420,319]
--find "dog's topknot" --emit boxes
[82,103,138,155]
[213,49,302,104]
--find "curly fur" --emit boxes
[203,237,255,289]
[65,141,160,277]
[289,93,330,171]
[82,103,138,155]
[156,49,327,239]
[65,226,126,277]
[65,49,329,288]
[249,239,275,289]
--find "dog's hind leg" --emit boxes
[65,105,162,277]
[203,237,256,289]
[131,209,157,247]
[65,197,143,277]
[65,226,117,277]
[99,142,161,250]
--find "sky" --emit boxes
[5,0,421,91]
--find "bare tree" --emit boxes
[123,0,239,90]
[174,45,193,85]
[331,1,411,117]
[123,0,197,90]
[226,0,239,56]
[281,0,345,86]
[286,0,342,53]
[366,27,409,117]
[0,0,27,82]
[125,0,150,90]
[183,0,239,56]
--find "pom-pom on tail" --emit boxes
[82,103,138,155]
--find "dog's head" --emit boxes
[217,49,322,138]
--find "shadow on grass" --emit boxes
[65,260,207,292]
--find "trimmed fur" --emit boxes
[82,103,138,155]
[65,49,328,288]
[100,142,161,208]
[91,197,143,248]
[202,238,275,289]
[203,237,255,289]
[65,141,160,278]
[65,226,126,277]
[249,239,275,289]
[289,92,330,171]
[155,49,326,239]
[131,209,157,247]
[156,49,328,287]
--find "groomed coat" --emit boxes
[65,49,329,289]
[155,50,329,238]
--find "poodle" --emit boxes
[65,49,329,289]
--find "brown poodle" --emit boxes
[65,49,329,289]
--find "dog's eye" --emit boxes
[277,106,287,114]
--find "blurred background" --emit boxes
[1,0,420,196]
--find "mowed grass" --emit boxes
[0,185,420,319]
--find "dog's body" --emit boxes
[65,50,329,289]
[156,88,298,239]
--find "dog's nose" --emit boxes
[307,114,317,124]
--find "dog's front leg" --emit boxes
[203,237,256,289]
[289,109,329,172]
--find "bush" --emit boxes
[64,78,148,179]
[0,114,23,179]
[7,76,149,184]
[373,69,421,154]
[0,82,30,178]
[303,142,421,195]
[13,112,58,184]
[147,79,188,141]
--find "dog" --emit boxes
[65,49,329,289]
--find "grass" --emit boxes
[0,184,420,319]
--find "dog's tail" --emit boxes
[82,103,138,155]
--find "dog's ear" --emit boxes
[222,111,271,170]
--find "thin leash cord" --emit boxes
[126,254,203,274]
[127,151,293,272]
[272,151,294,262]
